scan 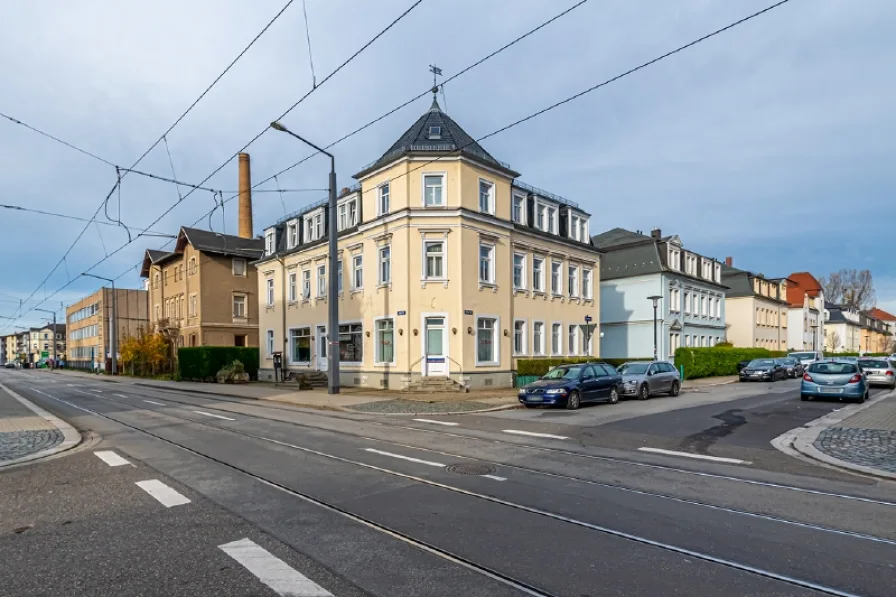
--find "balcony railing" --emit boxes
[276,183,362,226]
[512,181,579,208]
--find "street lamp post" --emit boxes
[810,323,818,352]
[647,295,663,361]
[270,121,340,395]
[33,308,57,368]
[82,274,117,375]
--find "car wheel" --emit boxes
[566,390,581,410]
[638,384,650,400]
[857,392,866,404]
[607,387,619,404]
[669,381,680,397]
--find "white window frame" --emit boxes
[422,172,446,207]
[551,322,562,356]
[378,183,390,216]
[582,268,593,300]
[475,315,500,366]
[532,256,545,293]
[546,205,557,234]
[532,321,545,356]
[287,222,298,248]
[232,258,247,277]
[513,319,527,356]
[304,209,324,242]
[422,240,445,281]
[373,316,396,365]
[479,242,495,285]
[512,193,526,224]
[288,271,297,303]
[317,265,326,297]
[264,231,275,255]
[568,264,579,297]
[379,245,392,285]
[336,259,343,295]
[568,324,578,356]
[264,277,274,307]
[232,294,246,319]
[288,326,312,364]
[513,252,526,290]
[266,329,275,357]
[478,178,495,215]
[301,269,311,299]
[352,255,363,290]
[551,261,562,295]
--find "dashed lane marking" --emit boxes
[135,479,191,508]
[638,447,749,465]
[364,448,444,467]
[192,410,235,421]
[114,393,129,398]
[412,418,459,426]
[219,538,333,597]
[94,450,130,467]
[502,429,569,440]
[144,400,166,406]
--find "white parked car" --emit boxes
[789,351,824,367]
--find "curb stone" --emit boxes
[772,388,896,481]
[0,381,82,468]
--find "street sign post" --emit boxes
[579,321,597,355]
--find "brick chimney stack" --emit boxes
[725,256,733,267]
[238,153,253,239]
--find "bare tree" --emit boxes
[818,269,876,310]
[825,331,842,352]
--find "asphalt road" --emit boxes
[1,369,895,597]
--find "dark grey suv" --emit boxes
[618,361,681,400]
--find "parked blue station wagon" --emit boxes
[518,363,623,410]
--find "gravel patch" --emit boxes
[347,399,499,414]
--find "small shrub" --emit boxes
[179,347,259,382]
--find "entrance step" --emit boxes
[404,376,467,393]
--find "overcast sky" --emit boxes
[2,0,894,330]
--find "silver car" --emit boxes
[858,358,896,389]
[618,361,681,400]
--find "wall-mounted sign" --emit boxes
[397,310,407,316]
[464,309,474,315]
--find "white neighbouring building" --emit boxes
[784,272,825,352]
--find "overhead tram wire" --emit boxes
[5,0,428,325]
[0,112,117,167]
[104,0,596,281]
[0,0,300,330]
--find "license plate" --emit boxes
[820,387,842,394]
[527,395,543,402]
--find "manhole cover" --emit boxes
[445,463,497,476]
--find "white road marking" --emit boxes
[94,450,130,467]
[71,389,94,396]
[364,448,444,467]
[220,538,333,597]
[144,400,166,406]
[638,447,748,465]
[412,418,459,426]
[192,410,235,421]
[66,383,76,387]
[90,389,103,393]
[502,429,569,440]
[135,479,191,507]
[483,475,507,481]
[114,393,129,398]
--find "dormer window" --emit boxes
[428,126,441,139]
[264,230,275,255]
[304,210,324,242]
[337,198,358,231]
[287,222,298,248]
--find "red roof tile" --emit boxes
[868,307,896,322]
[785,272,823,307]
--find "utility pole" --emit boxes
[648,295,663,361]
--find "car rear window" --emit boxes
[808,363,858,374]
[859,359,887,368]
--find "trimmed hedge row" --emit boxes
[673,347,786,379]
[178,347,259,382]
[516,357,651,377]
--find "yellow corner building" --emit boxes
[255,96,600,389]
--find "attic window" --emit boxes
[428,126,441,139]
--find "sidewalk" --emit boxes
[682,375,739,390]
[0,380,80,467]
[788,389,896,480]
[47,369,520,415]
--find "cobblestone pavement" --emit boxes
[0,429,63,463]
[813,427,896,474]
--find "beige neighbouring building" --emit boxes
[66,288,148,371]
[721,260,788,350]
[255,95,601,389]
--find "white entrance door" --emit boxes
[317,326,328,371]
[423,317,448,376]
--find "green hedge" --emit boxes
[515,357,651,377]
[178,347,259,382]
[673,347,786,379]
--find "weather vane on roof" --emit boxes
[429,64,442,95]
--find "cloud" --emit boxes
[2,0,895,328]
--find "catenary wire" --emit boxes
[0,111,117,167]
